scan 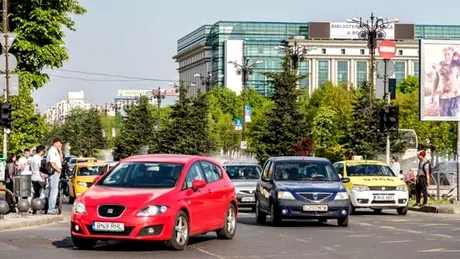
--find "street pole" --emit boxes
[194,72,213,93]
[384,59,390,165]
[457,122,460,201]
[275,41,315,89]
[2,0,9,157]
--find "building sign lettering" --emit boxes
[329,22,395,40]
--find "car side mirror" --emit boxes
[93,176,101,184]
[341,177,350,183]
[192,179,207,190]
[338,174,342,179]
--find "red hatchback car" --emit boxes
[70,154,238,250]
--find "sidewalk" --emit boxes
[409,203,460,214]
[0,212,65,231]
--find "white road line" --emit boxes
[322,246,336,251]
[296,238,310,243]
[418,248,460,253]
[421,223,450,227]
[430,234,453,239]
[381,240,413,244]
[193,247,227,259]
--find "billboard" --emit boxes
[117,90,150,97]
[419,39,460,121]
[330,22,394,40]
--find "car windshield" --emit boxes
[97,162,184,188]
[77,165,107,176]
[274,160,340,181]
[346,164,395,177]
[224,165,261,179]
[70,158,77,164]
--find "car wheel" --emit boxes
[217,204,237,239]
[255,200,266,224]
[270,203,281,226]
[373,209,383,214]
[397,206,408,215]
[72,235,97,250]
[337,217,349,227]
[68,190,75,204]
[166,211,189,251]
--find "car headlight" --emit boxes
[72,200,87,215]
[334,192,349,200]
[77,181,87,187]
[397,185,408,192]
[352,185,370,192]
[277,191,295,200]
[137,205,168,216]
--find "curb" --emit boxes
[408,206,459,214]
[0,214,65,231]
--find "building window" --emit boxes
[356,61,367,86]
[360,49,365,55]
[413,61,420,78]
[341,49,346,54]
[337,60,348,84]
[395,61,406,84]
[299,60,309,89]
[317,60,329,86]
[398,49,403,55]
[322,48,326,54]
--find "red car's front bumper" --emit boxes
[71,209,175,241]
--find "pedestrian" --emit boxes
[30,145,46,214]
[391,155,402,178]
[5,153,17,212]
[414,150,431,207]
[46,138,63,215]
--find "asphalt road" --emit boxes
[1,205,460,259]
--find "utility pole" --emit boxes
[2,0,9,157]
[227,58,262,150]
[383,59,391,165]
[152,86,165,110]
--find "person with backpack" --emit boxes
[414,150,431,207]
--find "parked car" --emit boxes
[223,159,262,211]
[255,156,350,227]
[71,154,237,250]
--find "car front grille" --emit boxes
[369,186,397,191]
[98,205,126,218]
[298,192,332,201]
[238,190,255,195]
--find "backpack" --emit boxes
[40,158,54,176]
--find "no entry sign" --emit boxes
[378,40,396,60]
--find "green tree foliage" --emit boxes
[395,77,456,153]
[154,85,214,155]
[6,1,85,153]
[113,96,156,160]
[345,82,385,159]
[251,55,307,163]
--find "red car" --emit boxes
[70,154,238,250]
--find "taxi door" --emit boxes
[334,162,352,190]
[258,160,274,212]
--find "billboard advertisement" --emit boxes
[419,39,460,121]
[330,22,394,40]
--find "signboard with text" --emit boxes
[329,22,395,40]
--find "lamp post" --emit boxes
[275,40,316,72]
[227,58,263,148]
[346,13,399,93]
[194,72,213,92]
[152,87,166,109]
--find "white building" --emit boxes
[45,91,91,124]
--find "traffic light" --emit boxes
[0,102,15,129]
[385,105,399,131]
[376,108,385,133]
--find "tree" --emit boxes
[157,86,215,155]
[345,82,385,159]
[113,96,156,160]
[251,55,307,163]
[6,1,85,153]
[397,75,418,94]
[80,108,106,156]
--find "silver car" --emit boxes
[223,159,262,211]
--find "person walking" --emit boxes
[414,150,431,207]
[30,145,46,214]
[46,138,63,215]
[391,155,402,179]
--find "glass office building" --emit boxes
[174,22,460,97]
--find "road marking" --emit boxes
[381,240,413,244]
[193,247,227,258]
[418,248,460,253]
[421,223,450,227]
[347,234,378,238]
[296,238,310,243]
[430,234,453,239]
[322,246,336,251]
[358,223,373,227]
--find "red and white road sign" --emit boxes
[378,40,396,60]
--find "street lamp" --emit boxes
[227,58,263,148]
[194,72,213,92]
[275,40,316,71]
[346,13,399,91]
[152,86,166,109]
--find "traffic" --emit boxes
[69,154,409,251]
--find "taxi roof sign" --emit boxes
[351,156,363,160]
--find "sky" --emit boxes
[32,0,460,111]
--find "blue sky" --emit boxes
[32,0,460,111]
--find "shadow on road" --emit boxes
[238,215,339,228]
[52,235,216,252]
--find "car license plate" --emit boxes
[374,195,394,201]
[92,222,125,232]
[241,197,255,202]
[303,205,328,212]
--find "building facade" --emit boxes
[44,91,91,124]
[173,21,460,97]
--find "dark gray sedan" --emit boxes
[223,159,262,211]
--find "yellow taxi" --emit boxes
[68,161,108,204]
[333,156,409,215]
